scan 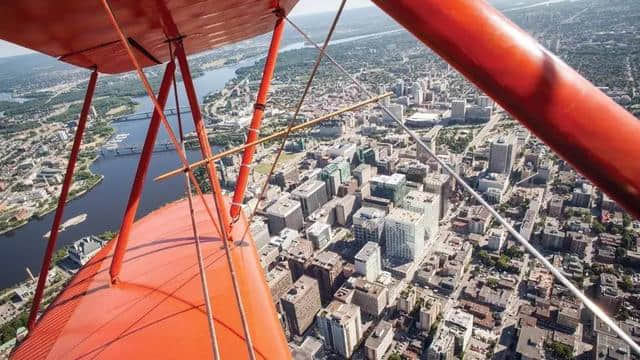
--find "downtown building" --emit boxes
[282,275,322,338]
[424,173,452,220]
[365,320,394,360]
[320,157,351,198]
[383,104,404,125]
[370,173,407,205]
[317,301,363,359]
[291,179,329,218]
[488,136,514,174]
[266,196,304,235]
[306,221,332,250]
[307,251,345,304]
[353,207,386,245]
[401,190,440,241]
[354,242,382,282]
[450,99,466,121]
[384,208,426,263]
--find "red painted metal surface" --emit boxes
[110,61,175,283]
[175,43,234,239]
[0,0,298,74]
[12,198,290,359]
[371,0,640,218]
[230,17,285,221]
[27,71,98,330]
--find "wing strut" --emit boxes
[28,69,98,331]
[285,16,640,354]
[239,0,347,242]
[100,0,222,285]
[230,11,286,225]
[110,60,175,282]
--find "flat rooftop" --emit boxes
[267,197,301,217]
[355,242,380,262]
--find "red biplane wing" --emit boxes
[0,0,297,74]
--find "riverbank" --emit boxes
[0,175,104,237]
[0,136,110,236]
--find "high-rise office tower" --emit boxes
[412,81,424,105]
[384,208,425,262]
[307,251,344,303]
[451,99,466,121]
[489,137,514,174]
[402,190,440,241]
[306,221,332,250]
[292,179,329,217]
[281,275,322,338]
[353,207,386,245]
[317,301,363,359]
[354,242,382,282]
[267,197,304,235]
[370,173,407,205]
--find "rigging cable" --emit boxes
[170,42,221,360]
[284,17,640,354]
[238,0,347,242]
[99,2,258,358]
[99,0,223,258]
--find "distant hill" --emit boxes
[0,0,550,83]
[0,52,73,77]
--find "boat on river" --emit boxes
[42,213,87,239]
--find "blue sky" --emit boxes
[0,0,374,58]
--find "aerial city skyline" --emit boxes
[0,0,639,359]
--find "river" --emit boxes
[0,60,250,289]
[0,29,398,290]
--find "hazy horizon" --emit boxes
[0,0,374,59]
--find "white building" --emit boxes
[384,208,425,262]
[478,172,508,194]
[378,85,390,108]
[443,309,474,354]
[412,82,424,105]
[355,242,382,282]
[306,221,332,250]
[427,331,455,360]
[487,228,506,252]
[317,301,363,359]
[353,207,386,245]
[68,236,105,266]
[402,190,440,241]
[269,228,300,251]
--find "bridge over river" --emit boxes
[113,107,192,122]
[100,142,178,156]
[113,106,218,123]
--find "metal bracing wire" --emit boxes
[100,2,255,358]
[285,17,640,355]
[237,0,348,242]
[174,40,258,360]
[154,93,392,182]
[99,0,224,261]
[170,43,221,360]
